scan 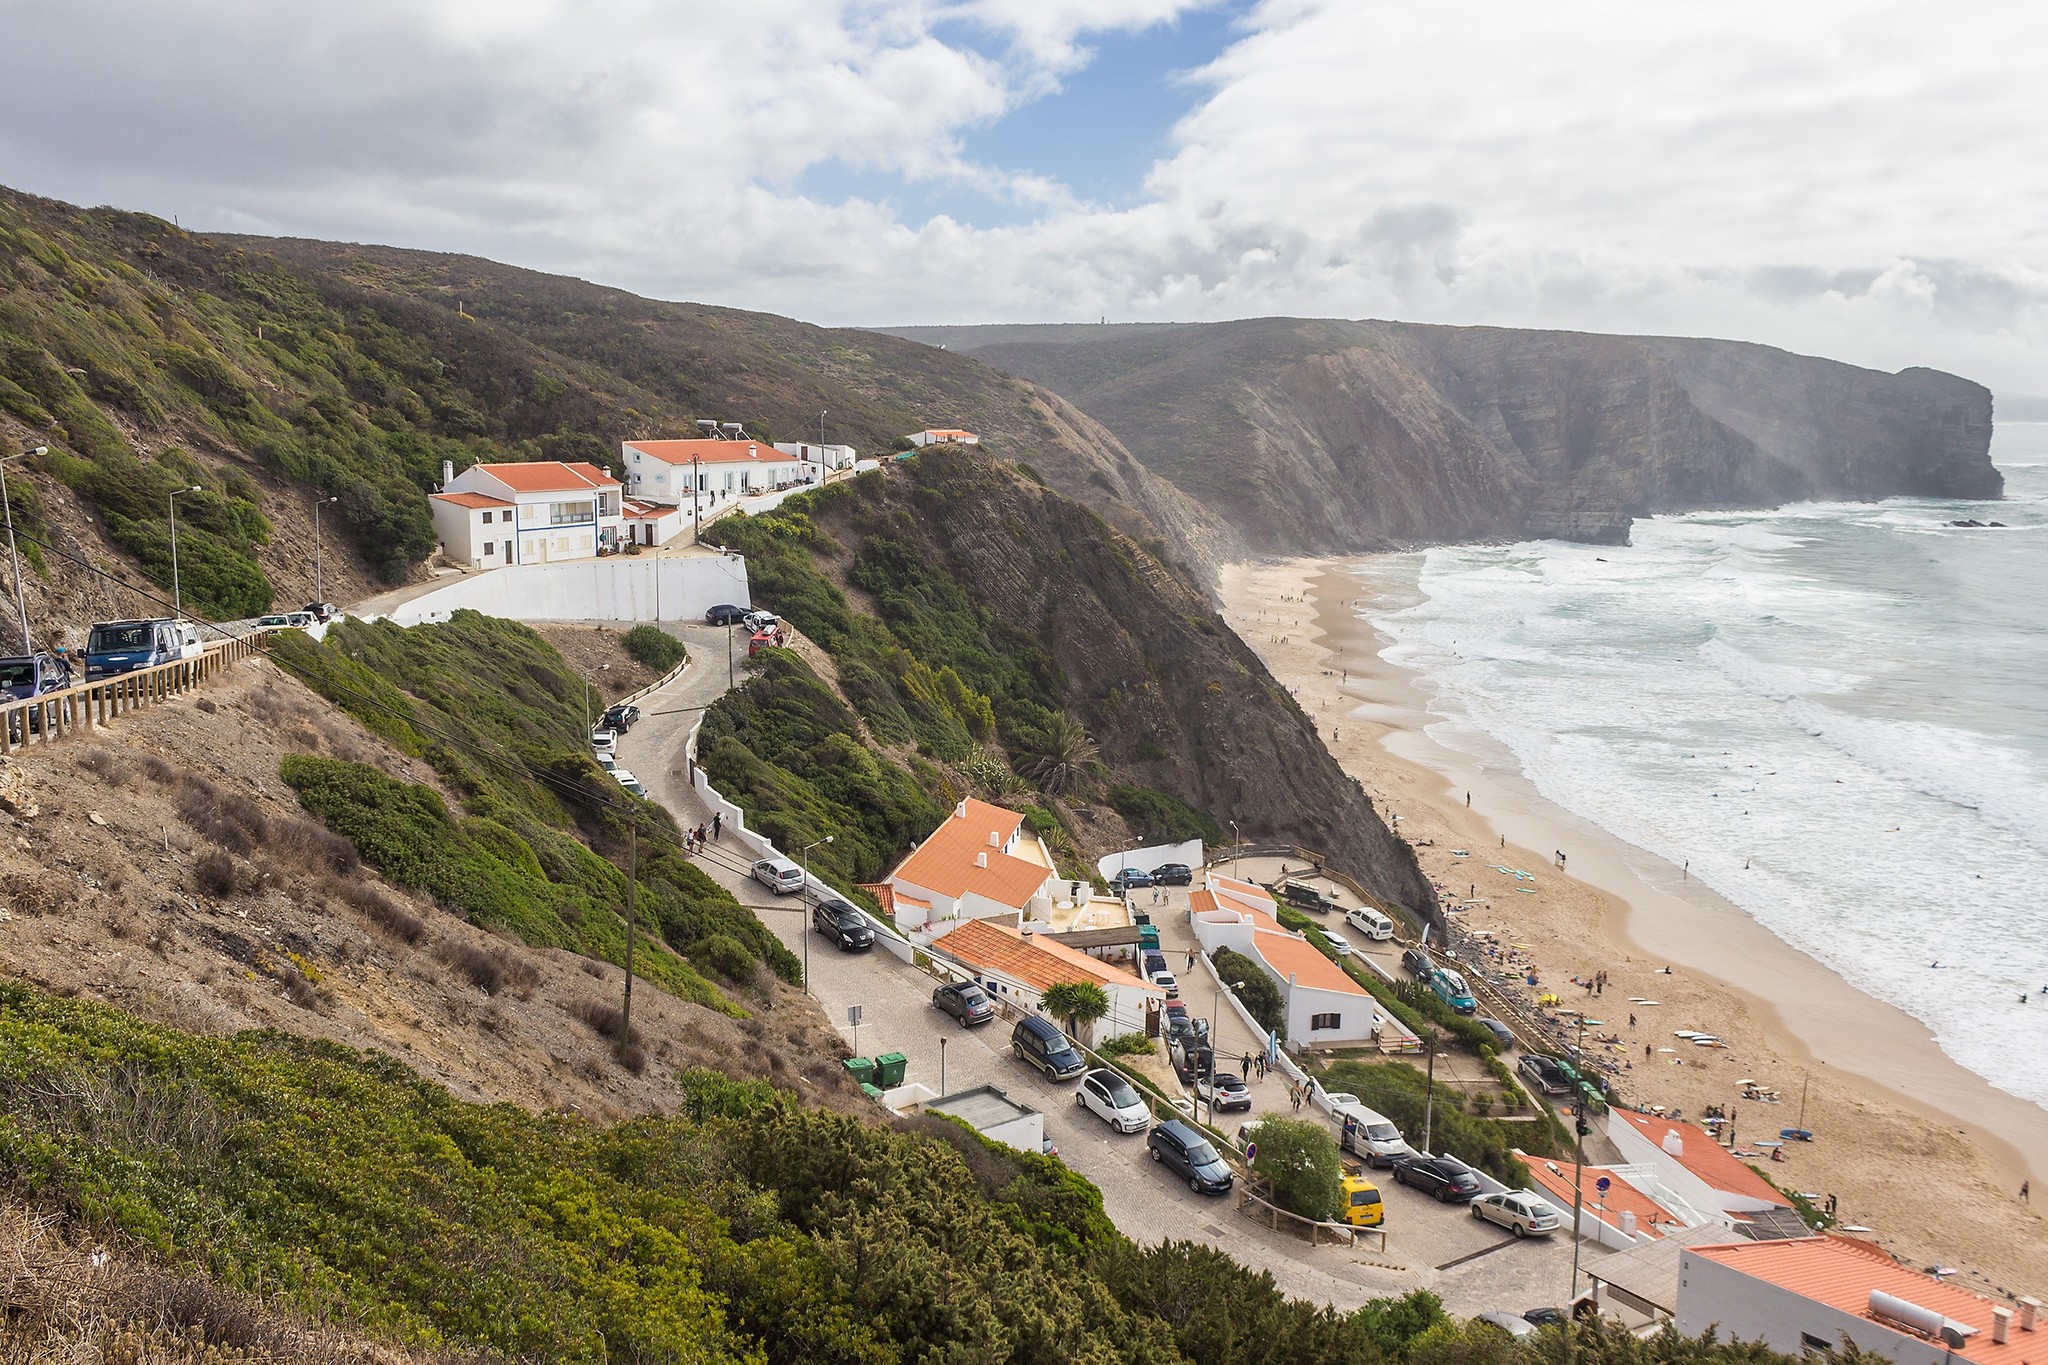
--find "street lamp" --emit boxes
[312,495,338,603]
[1208,978,1246,1127]
[817,409,828,482]
[800,834,834,993]
[0,446,46,651]
[1229,819,1240,879]
[168,485,201,614]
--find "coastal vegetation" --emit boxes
[1317,1059,1557,1186]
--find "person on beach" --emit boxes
[2023,1181,2031,1202]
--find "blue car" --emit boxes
[1431,967,1478,1015]
[1109,867,1154,891]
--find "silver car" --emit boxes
[1470,1190,1563,1238]
[751,857,805,895]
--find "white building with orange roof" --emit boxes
[620,435,809,508]
[934,918,1164,1044]
[1607,1109,1796,1220]
[1190,874,1414,1048]
[1516,1152,1700,1251]
[1677,1235,2043,1365]
[882,799,1061,937]
[906,428,980,447]
[429,459,624,568]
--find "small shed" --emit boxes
[923,1085,1043,1155]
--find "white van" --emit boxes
[1345,905,1395,941]
[1326,1095,1415,1167]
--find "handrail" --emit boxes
[2,630,276,754]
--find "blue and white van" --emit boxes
[85,619,204,680]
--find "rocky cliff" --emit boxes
[882,319,2000,555]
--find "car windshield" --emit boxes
[89,624,152,652]
[1102,1078,1139,1107]
[1186,1140,1220,1165]
[956,985,986,1006]
[1365,1122,1400,1142]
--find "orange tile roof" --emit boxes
[431,491,512,509]
[1252,927,1367,996]
[1516,1154,1686,1238]
[624,438,799,466]
[940,919,1162,997]
[889,800,1050,910]
[474,460,619,493]
[918,428,977,439]
[621,499,673,519]
[1614,1111,1789,1207]
[1688,1237,2031,1363]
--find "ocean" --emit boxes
[1363,424,2048,1113]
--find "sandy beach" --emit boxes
[1219,555,2048,1298]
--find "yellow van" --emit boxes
[1341,1173,1385,1228]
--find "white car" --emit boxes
[1076,1068,1150,1133]
[1319,928,1354,958]
[617,775,647,798]
[1148,968,1179,998]
[610,767,639,786]
[751,857,805,895]
[591,729,618,757]
[743,610,780,633]
[595,753,618,772]
[1470,1191,1564,1238]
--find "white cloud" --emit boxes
[1,0,2044,393]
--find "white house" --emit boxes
[875,798,1060,937]
[934,918,1164,1045]
[620,437,810,508]
[1606,1110,1795,1221]
[621,498,684,547]
[1189,875,1413,1049]
[906,428,980,447]
[773,441,858,474]
[1676,1236,2040,1365]
[429,460,623,569]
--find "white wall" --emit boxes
[1608,1116,1784,1218]
[1282,978,1380,1045]
[390,554,751,626]
[1097,838,1205,881]
[1675,1251,1942,1365]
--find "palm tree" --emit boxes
[1040,980,1110,1041]
[1023,712,1098,796]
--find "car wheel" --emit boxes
[1190,1177,1203,1194]
[1392,1168,1406,1186]
[1471,1205,1484,1220]
[1436,1186,1454,1203]
[1512,1223,1528,1239]
[1150,1147,1162,1163]
[1076,1092,1087,1108]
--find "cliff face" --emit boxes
[882,319,2000,555]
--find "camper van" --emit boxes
[85,619,203,680]
[1344,905,1395,941]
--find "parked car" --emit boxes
[1,652,72,740]
[932,980,994,1025]
[1108,867,1153,891]
[1333,1101,1415,1168]
[595,753,618,772]
[1280,881,1337,913]
[1340,1174,1386,1228]
[1345,904,1395,940]
[1142,950,1170,979]
[1077,1068,1151,1133]
[616,774,647,798]
[1195,1072,1252,1113]
[742,610,780,633]
[1317,928,1354,958]
[590,728,618,757]
[85,619,202,680]
[1148,1119,1234,1194]
[1400,946,1434,978]
[1391,1153,1484,1201]
[1430,967,1478,1015]
[704,604,749,626]
[1518,1054,1575,1096]
[284,612,317,629]
[1477,1017,1517,1051]
[1522,1307,1575,1329]
[1476,1313,1538,1340]
[1147,968,1179,999]
[256,614,294,629]
[1149,862,1193,886]
[750,857,806,895]
[1011,1016,1085,1081]
[811,898,874,951]
[602,703,641,732]
[1471,1191,1562,1238]
[301,602,337,622]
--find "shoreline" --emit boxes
[1219,554,2047,1297]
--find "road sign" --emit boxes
[1245,1142,1258,1164]
[1595,1176,1612,1195]
[848,1005,863,1027]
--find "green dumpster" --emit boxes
[873,1051,908,1088]
[1138,925,1161,952]
[861,1083,884,1102]
[843,1056,876,1086]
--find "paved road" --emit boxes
[610,627,1584,1318]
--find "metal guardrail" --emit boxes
[2,631,273,754]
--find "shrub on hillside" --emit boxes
[1214,948,1285,1039]
[1317,1059,1552,1182]
[622,625,686,672]
[1248,1116,1344,1222]
[1105,785,1223,846]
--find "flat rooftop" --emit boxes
[926,1085,1038,1131]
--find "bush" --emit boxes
[192,849,238,899]
[622,625,687,671]
[1215,948,1285,1039]
[1248,1117,1345,1222]
[345,883,425,944]
[1098,1032,1155,1058]
[689,933,756,984]
[1104,785,1224,846]
[1317,1059,1554,1182]
[439,941,512,995]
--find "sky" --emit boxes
[3,0,2045,399]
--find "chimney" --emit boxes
[441,459,455,490]
[1991,1308,2011,1345]
[1619,1210,1637,1237]
[1661,1129,1685,1158]
[988,831,1000,848]
[975,852,988,868]
[955,800,967,819]
[2020,1297,2040,1332]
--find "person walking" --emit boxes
[2024,1181,2031,1203]
[712,811,722,839]
[1241,1052,1254,1080]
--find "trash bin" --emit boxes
[843,1056,876,1086]
[873,1051,908,1088]
[860,1083,884,1102]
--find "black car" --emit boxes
[301,602,337,622]
[932,980,994,1025]
[1279,881,1336,913]
[1108,867,1153,891]
[1477,1017,1516,1051]
[603,703,642,732]
[1523,1308,1570,1329]
[1518,1054,1574,1096]
[1392,1154,1484,1201]
[1150,862,1193,887]
[1148,1119,1234,1194]
[704,604,749,626]
[811,899,874,952]
[1400,947,1434,979]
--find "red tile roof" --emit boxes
[430,491,512,509]
[916,428,978,439]
[1517,1154,1686,1238]
[473,460,619,493]
[624,438,799,466]
[1252,927,1367,996]
[940,919,1162,997]
[1614,1111,1790,1206]
[1689,1237,2032,1364]
[889,800,1050,910]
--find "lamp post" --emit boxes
[168,485,201,614]
[800,834,834,993]
[1422,1025,1438,1151]
[313,495,338,603]
[1229,819,1240,879]
[818,409,828,483]
[1,446,46,651]
[1567,1012,1591,1305]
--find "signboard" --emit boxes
[1245,1142,1258,1164]
[847,1005,863,1027]
[1595,1176,1612,1195]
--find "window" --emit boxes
[550,500,594,525]
[1310,1012,1342,1031]
[482,542,495,556]
[480,510,492,524]
[1799,1334,1832,1356]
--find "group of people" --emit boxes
[683,811,723,853]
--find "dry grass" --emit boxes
[435,941,537,997]
[345,885,425,945]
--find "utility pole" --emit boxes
[1229,819,1240,879]
[1422,1025,1438,1151]
[692,455,701,543]
[313,495,338,602]
[620,821,638,1046]
[818,409,828,484]
[0,446,45,651]
[1567,1011,1590,1312]
[168,485,201,614]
